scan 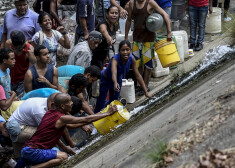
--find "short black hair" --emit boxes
[10,30,26,46]
[119,40,131,52]
[71,96,83,114]
[84,65,101,79]
[69,73,88,88]
[0,48,14,63]
[34,45,47,56]
[38,11,52,24]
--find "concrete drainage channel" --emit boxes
[60,46,235,167]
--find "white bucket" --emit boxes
[114,32,133,55]
[174,35,184,62]
[152,52,170,78]
[205,7,221,34]
[119,18,129,35]
[120,79,136,103]
[172,30,189,59]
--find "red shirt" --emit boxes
[189,0,209,7]
[10,43,30,84]
[24,109,65,149]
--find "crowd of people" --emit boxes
[0,0,231,167]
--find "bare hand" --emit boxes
[145,92,152,99]
[81,125,93,136]
[107,105,118,115]
[167,32,172,41]
[64,146,75,155]
[120,8,128,19]
[37,75,49,84]
[84,34,89,40]
[56,26,65,33]
[114,82,120,92]
[107,37,114,46]
[209,6,213,14]
[9,91,17,98]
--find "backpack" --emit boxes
[38,30,60,45]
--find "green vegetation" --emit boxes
[146,140,168,163]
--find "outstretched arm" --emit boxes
[56,105,118,128]
[132,57,151,98]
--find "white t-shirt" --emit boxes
[9,98,48,127]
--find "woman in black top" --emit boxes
[91,5,119,69]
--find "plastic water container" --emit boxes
[171,0,186,20]
[174,35,184,62]
[154,38,180,68]
[114,32,133,55]
[172,30,189,59]
[146,13,164,32]
[120,79,136,103]
[119,18,130,35]
[152,52,170,78]
[93,100,131,135]
[205,7,221,34]
[21,88,61,100]
[57,65,84,77]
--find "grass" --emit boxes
[145,140,168,163]
[171,68,186,82]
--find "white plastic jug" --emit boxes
[114,32,133,55]
[174,35,184,62]
[172,30,189,59]
[205,7,221,34]
[120,79,136,103]
[119,18,131,35]
[152,52,170,78]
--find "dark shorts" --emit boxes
[21,146,57,165]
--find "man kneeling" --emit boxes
[15,93,117,167]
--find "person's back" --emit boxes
[24,109,65,149]
[9,98,48,127]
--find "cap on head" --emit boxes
[88,31,102,41]
[6,120,21,142]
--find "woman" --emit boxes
[91,5,119,69]
[94,40,151,113]
[32,12,70,66]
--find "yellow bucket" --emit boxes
[154,38,180,68]
[93,100,131,135]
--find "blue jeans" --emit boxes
[94,72,121,113]
[189,5,209,45]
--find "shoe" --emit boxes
[195,43,203,51]
[224,16,231,22]
[189,44,195,50]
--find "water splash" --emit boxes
[177,45,235,86]
[130,45,235,116]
